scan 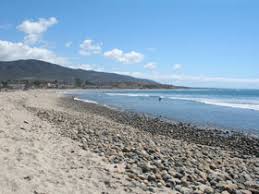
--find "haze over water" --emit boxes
[69,88,259,136]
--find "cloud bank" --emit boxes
[79,39,102,56]
[124,71,259,88]
[104,49,144,64]
[17,17,58,45]
[0,40,68,65]
[144,62,156,70]
[0,17,69,65]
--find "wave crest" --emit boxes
[105,93,259,111]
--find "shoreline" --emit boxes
[72,95,259,137]
[1,90,259,193]
[64,88,259,136]
[63,95,259,156]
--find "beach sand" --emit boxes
[0,90,258,194]
[0,90,145,194]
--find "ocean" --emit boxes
[67,88,259,135]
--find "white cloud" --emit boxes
[65,41,72,48]
[76,64,104,72]
[125,72,259,88]
[17,17,58,45]
[144,62,156,70]
[104,48,144,64]
[79,39,102,56]
[175,75,259,84]
[113,71,145,78]
[0,40,68,65]
[78,64,93,70]
[173,64,183,70]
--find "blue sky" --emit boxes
[0,0,259,88]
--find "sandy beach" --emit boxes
[0,89,258,194]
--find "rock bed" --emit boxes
[61,97,259,157]
[25,98,259,194]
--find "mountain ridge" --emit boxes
[0,59,180,89]
[0,59,154,83]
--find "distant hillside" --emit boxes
[0,59,180,88]
[0,59,154,83]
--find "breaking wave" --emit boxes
[106,93,259,111]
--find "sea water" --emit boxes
[67,88,259,135]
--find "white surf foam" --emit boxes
[106,93,150,97]
[73,97,98,104]
[168,97,259,111]
[105,92,259,111]
[73,97,119,110]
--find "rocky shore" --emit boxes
[25,95,259,194]
[61,97,259,157]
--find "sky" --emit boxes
[0,0,259,88]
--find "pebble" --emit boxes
[30,99,259,194]
[236,190,252,194]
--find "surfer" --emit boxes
[159,97,162,102]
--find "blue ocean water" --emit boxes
[67,88,259,135]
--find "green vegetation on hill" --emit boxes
[0,59,183,89]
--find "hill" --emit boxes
[0,59,179,89]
